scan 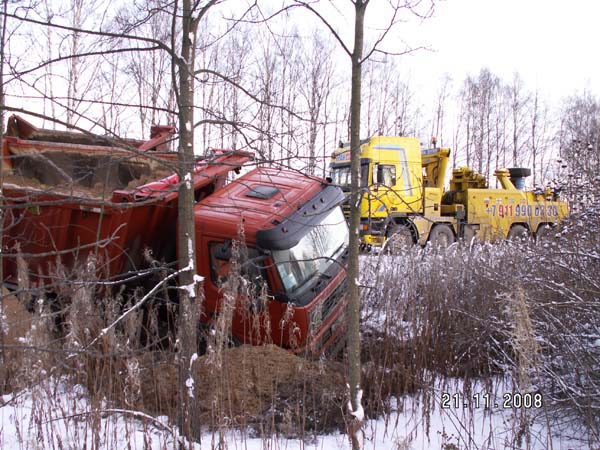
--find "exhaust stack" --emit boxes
[508,168,531,190]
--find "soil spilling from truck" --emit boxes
[139,345,346,434]
[3,150,174,199]
[3,120,175,199]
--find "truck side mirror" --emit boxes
[214,240,232,260]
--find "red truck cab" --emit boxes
[195,167,349,353]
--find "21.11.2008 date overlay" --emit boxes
[441,392,543,409]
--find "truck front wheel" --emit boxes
[428,224,455,248]
[383,224,414,254]
[508,224,529,241]
[535,224,554,242]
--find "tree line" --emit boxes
[1,0,597,188]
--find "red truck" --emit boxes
[1,115,348,354]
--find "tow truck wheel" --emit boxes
[508,224,529,241]
[382,224,414,254]
[428,224,455,248]
[535,224,554,242]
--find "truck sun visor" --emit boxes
[256,184,346,251]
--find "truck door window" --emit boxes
[373,164,396,187]
[209,242,267,293]
[398,148,414,196]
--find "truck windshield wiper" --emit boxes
[310,271,332,293]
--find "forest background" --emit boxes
[1,0,598,189]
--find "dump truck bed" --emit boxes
[1,115,251,289]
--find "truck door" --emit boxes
[368,163,397,216]
[202,238,272,337]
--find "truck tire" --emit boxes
[535,224,554,242]
[382,224,414,254]
[508,224,529,241]
[428,224,455,248]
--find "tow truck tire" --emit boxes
[383,224,414,254]
[508,224,529,241]
[428,224,455,248]
[535,224,554,242]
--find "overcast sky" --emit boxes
[398,0,599,102]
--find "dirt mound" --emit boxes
[1,295,348,434]
[139,345,346,435]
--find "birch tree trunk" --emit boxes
[175,0,200,442]
[66,0,83,126]
[347,1,367,448]
[0,0,7,376]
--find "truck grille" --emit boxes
[309,279,348,334]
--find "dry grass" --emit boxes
[0,289,34,394]
[359,207,600,443]
[1,248,348,443]
[2,208,599,446]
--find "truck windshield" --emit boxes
[272,206,348,294]
[330,163,369,190]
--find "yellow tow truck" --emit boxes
[329,136,568,250]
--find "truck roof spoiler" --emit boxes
[256,184,346,250]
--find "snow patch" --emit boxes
[185,376,194,398]
[180,282,197,299]
[347,388,364,422]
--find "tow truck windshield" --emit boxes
[330,163,369,191]
[272,206,348,294]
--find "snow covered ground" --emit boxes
[0,377,589,450]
